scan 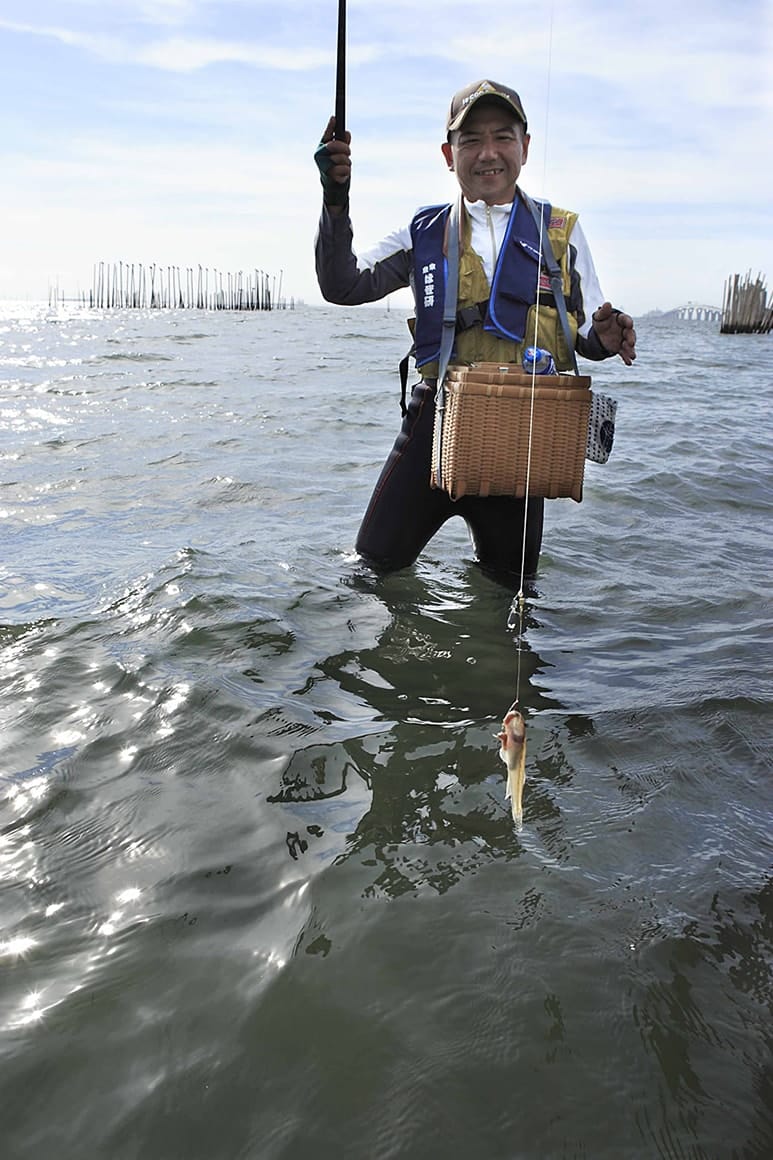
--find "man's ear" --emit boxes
[441,141,454,171]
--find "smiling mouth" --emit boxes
[475,168,503,177]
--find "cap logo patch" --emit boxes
[461,82,498,109]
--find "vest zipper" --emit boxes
[486,206,498,280]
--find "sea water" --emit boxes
[1,302,772,1159]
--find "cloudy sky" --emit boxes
[1,0,771,313]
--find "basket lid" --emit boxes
[447,363,591,389]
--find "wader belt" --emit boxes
[455,300,489,331]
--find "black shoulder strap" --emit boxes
[398,348,414,416]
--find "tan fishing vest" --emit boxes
[421,204,579,378]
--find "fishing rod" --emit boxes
[334,0,346,138]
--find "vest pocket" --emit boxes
[495,239,541,306]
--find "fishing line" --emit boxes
[511,2,556,705]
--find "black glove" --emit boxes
[314,141,350,207]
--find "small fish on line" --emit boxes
[497,707,527,826]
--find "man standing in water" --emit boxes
[315,79,636,582]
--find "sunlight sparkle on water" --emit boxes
[116,887,142,905]
[97,886,147,936]
[98,912,123,936]
[0,936,38,958]
[156,683,190,734]
[6,778,49,812]
[253,947,287,972]
[52,728,85,745]
[17,991,45,1025]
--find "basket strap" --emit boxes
[523,193,580,375]
[433,195,461,491]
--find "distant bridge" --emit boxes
[663,303,723,322]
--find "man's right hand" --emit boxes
[314,117,352,209]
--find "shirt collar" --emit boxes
[463,198,514,219]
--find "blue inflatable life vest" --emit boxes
[409,194,554,368]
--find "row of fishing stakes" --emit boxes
[720,270,773,334]
[50,263,291,311]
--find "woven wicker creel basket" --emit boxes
[430,363,592,502]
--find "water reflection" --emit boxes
[633,875,773,1158]
[268,564,566,896]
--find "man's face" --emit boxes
[441,101,530,205]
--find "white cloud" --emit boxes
[0,16,379,71]
[0,19,124,59]
[136,36,331,72]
